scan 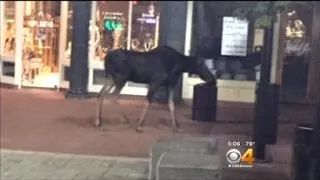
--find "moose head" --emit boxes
[184,56,217,86]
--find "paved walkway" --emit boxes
[0,87,315,180]
[1,149,148,180]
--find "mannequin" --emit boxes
[89,20,101,47]
[4,24,16,55]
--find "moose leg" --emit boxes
[136,101,150,132]
[96,77,127,127]
[95,78,115,127]
[109,82,127,124]
[136,83,161,132]
[168,87,181,133]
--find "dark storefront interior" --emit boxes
[190,1,261,82]
[190,1,317,101]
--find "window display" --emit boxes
[64,2,73,61]
[22,1,61,85]
[91,1,160,63]
[130,1,160,52]
[3,2,16,56]
[92,1,161,88]
[92,1,129,63]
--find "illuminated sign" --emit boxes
[136,13,157,24]
[103,12,124,31]
[104,20,123,31]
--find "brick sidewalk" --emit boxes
[1,87,310,179]
[1,149,148,180]
[1,87,303,156]
[1,87,215,157]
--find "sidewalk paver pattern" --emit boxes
[1,149,148,180]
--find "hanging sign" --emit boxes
[221,17,249,56]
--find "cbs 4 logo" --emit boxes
[226,148,255,165]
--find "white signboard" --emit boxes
[221,17,249,56]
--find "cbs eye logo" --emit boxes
[226,148,254,165]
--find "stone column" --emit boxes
[65,1,91,98]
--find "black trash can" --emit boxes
[291,124,313,180]
[192,82,217,122]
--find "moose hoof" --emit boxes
[94,119,102,127]
[136,127,143,133]
[172,127,182,133]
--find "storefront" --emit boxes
[2,1,317,103]
[0,1,160,96]
[181,1,320,103]
[181,1,272,103]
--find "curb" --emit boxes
[0,149,149,162]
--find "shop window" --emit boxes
[93,69,105,85]
[91,1,161,87]
[281,6,313,100]
[92,1,161,62]
[130,1,160,52]
[122,1,161,89]
[22,1,61,85]
[2,2,16,56]
[1,62,15,77]
[92,1,130,62]
[64,2,73,64]
[188,1,259,81]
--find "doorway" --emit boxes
[21,1,61,88]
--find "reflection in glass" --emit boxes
[3,2,16,56]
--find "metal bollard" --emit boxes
[291,124,313,180]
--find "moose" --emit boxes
[95,45,217,133]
